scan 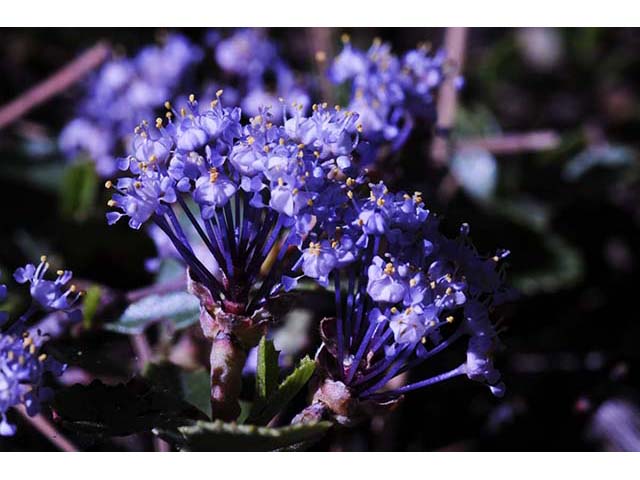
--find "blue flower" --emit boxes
[0,262,79,436]
[13,257,82,322]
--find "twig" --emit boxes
[14,405,78,452]
[456,130,561,155]
[431,28,468,166]
[0,42,110,129]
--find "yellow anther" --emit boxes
[445,287,453,295]
[315,50,327,63]
[70,285,77,293]
[373,37,382,46]
[155,117,163,129]
[216,89,224,97]
[430,281,436,289]
[307,198,314,206]
[166,111,173,119]
[277,177,284,186]
[29,344,36,355]
[105,180,113,189]
[40,255,47,263]
[210,100,218,108]
[446,316,455,323]
[390,307,398,314]
[347,191,354,199]
[297,151,304,159]
[331,240,339,249]
[107,199,117,207]
[209,167,219,183]
[405,307,413,314]
[292,188,299,195]
[312,104,318,111]
[341,33,351,43]
[263,145,270,153]
[38,354,48,362]
[56,270,64,276]
[492,256,500,262]
[164,101,172,110]
[356,124,363,133]
[346,177,355,187]
[409,278,417,287]
[180,107,186,117]
[7,351,14,361]
[384,262,395,275]
[357,218,364,226]
[23,337,33,348]
[421,337,427,344]
[298,143,305,150]
[279,138,285,145]
[149,154,157,163]
[247,136,255,145]
[335,105,342,111]
[189,93,196,103]
[376,197,385,207]
[134,181,142,188]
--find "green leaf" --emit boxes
[163,420,331,451]
[53,378,207,437]
[256,336,279,401]
[59,161,98,221]
[247,356,316,426]
[144,362,212,419]
[104,291,199,335]
[82,285,102,330]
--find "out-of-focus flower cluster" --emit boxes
[1,258,81,436]
[61,30,452,178]
[329,35,455,161]
[60,34,203,177]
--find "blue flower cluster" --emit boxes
[292,179,511,419]
[0,257,80,436]
[106,95,362,318]
[60,34,203,176]
[106,88,511,419]
[329,35,453,161]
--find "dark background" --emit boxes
[1,28,639,451]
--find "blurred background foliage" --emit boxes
[1,27,639,451]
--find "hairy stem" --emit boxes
[209,334,248,421]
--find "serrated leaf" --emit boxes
[59,161,98,221]
[82,285,102,329]
[144,362,211,419]
[256,336,279,401]
[105,291,199,335]
[53,378,207,437]
[248,356,316,425]
[165,420,331,451]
